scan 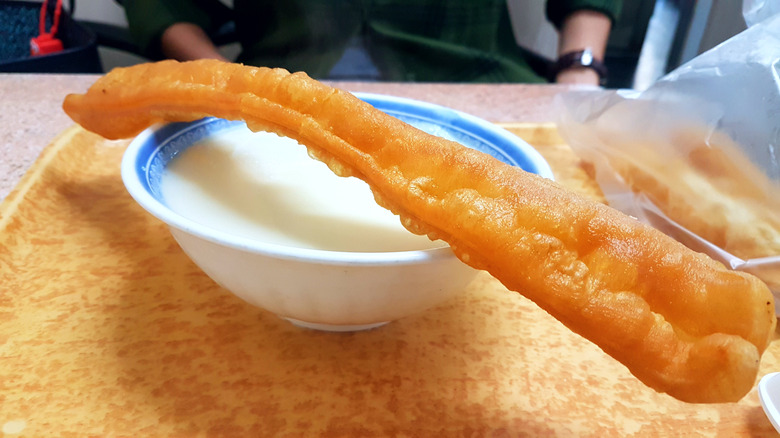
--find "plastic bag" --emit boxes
[743,0,780,27]
[555,4,780,313]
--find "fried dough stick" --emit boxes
[63,59,775,403]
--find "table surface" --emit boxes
[0,73,573,203]
[2,73,778,437]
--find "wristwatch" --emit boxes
[548,48,608,84]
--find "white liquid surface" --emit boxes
[161,125,445,252]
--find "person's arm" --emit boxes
[160,22,228,61]
[124,0,232,60]
[554,9,612,85]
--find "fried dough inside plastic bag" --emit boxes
[556,12,780,312]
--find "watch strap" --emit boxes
[548,48,608,84]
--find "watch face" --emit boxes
[580,49,594,66]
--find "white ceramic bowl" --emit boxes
[121,93,554,331]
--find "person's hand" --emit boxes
[555,66,601,86]
[160,23,229,62]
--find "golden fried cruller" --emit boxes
[63,59,776,403]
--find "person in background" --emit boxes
[124,0,621,86]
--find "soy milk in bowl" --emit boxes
[161,126,444,253]
[121,94,553,331]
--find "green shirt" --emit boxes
[124,0,621,83]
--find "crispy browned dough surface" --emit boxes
[63,59,776,403]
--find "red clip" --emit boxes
[30,0,64,56]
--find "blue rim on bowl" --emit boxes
[121,93,554,265]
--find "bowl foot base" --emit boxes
[284,317,389,332]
